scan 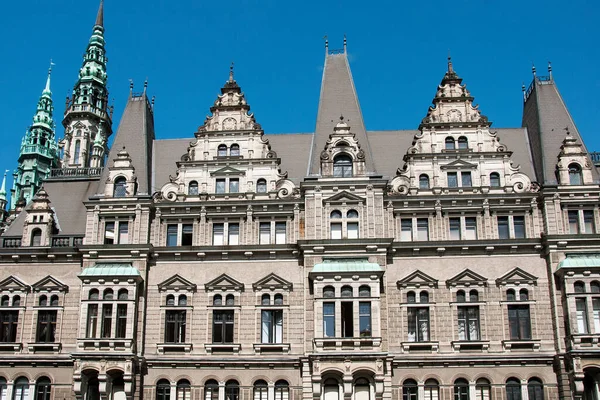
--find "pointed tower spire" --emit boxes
[95,0,104,27]
[0,170,7,221]
[43,62,53,95]
[0,171,7,200]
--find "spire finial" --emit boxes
[324,35,328,54]
[44,59,55,94]
[129,79,134,94]
[0,170,8,197]
[95,0,104,27]
[447,50,453,73]
[229,62,234,83]
[532,63,536,77]
[343,34,347,53]
[548,61,553,79]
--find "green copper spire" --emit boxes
[0,171,7,200]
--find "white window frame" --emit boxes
[449,216,478,240]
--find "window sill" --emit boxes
[205,343,241,353]
[314,337,382,350]
[571,334,600,347]
[253,343,290,354]
[451,340,489,351]
[0,342,22,352]
[502,340,540,351]
[27,342,61,353]
[401,341,439,352]
[157,343,193,354]
[77,338,134,351]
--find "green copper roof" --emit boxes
[558,255,600,269]
[80,263,141,277]
[312,259,383,273]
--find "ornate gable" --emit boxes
[31,276,68,292]
[205,273,244,292]
[158,274,198,292]
[556,131,595,185]
[397,270,438,289]
[0,276,30,292]
[323,191,365,205]
[495,267,538,286]
[446,269,487,287]
[252,273,293,291]
[319,117,367,178]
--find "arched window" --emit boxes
[74,140,81,164]
[178,295,187,306]
[419,174,430,189]
[403,379,418,400]
[31,228,42,247]
[113,177,127,197]
[507,289,516,301]
[469,289,479,302]
[359,285,371,297]
[254,380,268,400]
[519,289,529,301]
[0,295,8,307]
[225,294,235,306]
[13,377,30,400]
[354,378,370,400]
[156,379,171,400]
[225,380,239,400]
[85,373,100,400]
[257,179,267,193]
[218,144,227,157]
[274,294,284,305]
[569,163,583,185]
[12,295,20,307]
[274,380,289,400]
[341,286,353,298]
[490,172,501,187]
[89,289,99,300]
[118,289,129,300]
[445,137,456,150]
[176,379,191,400]
[103,288,114,300]
[347,209,359,219]
[230,144,240,156]
[475,378,490,400]
[454,378,470,400]
[420,291,429,303]
[50,295,59,306]
[330,210,342,219]
[166,294,176,306]
[205,379,219,400]
[527,378,544,400]
[456,290,466,303]
[592,281,600,293]
[424,379,439,400]
[575,281,586,293]
[35,377,52,400]
[323,286,335,298]
[323,378,339,400]
[506,378,522,400]
[333,154,353,178]
[213,294,222,306]
[457,136,468,149]
[262,294,271,305]
[407,291,416,304]
[188,181,199,195]
[39,295,48,307]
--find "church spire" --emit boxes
[95,0,104,27]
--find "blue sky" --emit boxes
[0,0,598,194]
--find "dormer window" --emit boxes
[257,179,267,193]
[230,144,240,156]
[218,144,227,157]
[445,137,455,150]
[569,163,582,185]
[333,155,353,178]
[490,172,501,187]
[457,136,468,150]
[113,177,127,197]
[419,174,430,189]
[31,228,42,247]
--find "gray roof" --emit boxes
[310,52,375,175]
[100,94,155,195]
[522,78,597,184]
[266,133,312,183]
[152,138,190,192]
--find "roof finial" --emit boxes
[229,62,234,83]
[532,63,536,77]
[343,34,347,53]
[521,82,526,101]
[151,96,156,108]
[44,59,55,94]
[144,78,148,93]
[340,114,344,121]
[548,61,553,80]
[447,50,453,73]
[95,0,104,27]
[129,79,134,94]
[324,35,328,55]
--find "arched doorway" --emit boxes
[584,368,600,400]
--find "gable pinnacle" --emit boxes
[532,63,536,77]
[343,35,347,53]
[548,61,553,80]
[229,62,234,83]
[95,0,104,27]
[447,51,453,73]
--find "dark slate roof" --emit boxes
[310,52,374,175]
[3,180,99,236]
[522,78,597,184]
[99,94,155,195]
[152,138,189,193]
[266,133,312,183]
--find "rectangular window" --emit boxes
[347,222,359,239]
[331,223,342,240]
[259,222,271,244]
[508,305,531,340]
[449,218,461,240]
[275,222,286,244]
[86,304,98,338]
[323,302,335,337]
[447,172,458,188]
[167,224,178,247]
[116,304,127,339]
[417,218,429,241]
[400,219,412,241]
[118,222,129,244]
[101,304,113,338]
[36,310,57,343]
[228,223,240,245]
[216,179,226,194]
[359,302,371,337]
[461,171,472,187]
[408,307,429,342]
[594,298,600,333]
[465,217,477,240]
[498,216,510,239]
[0,311,19,342]
[569,211,580,234]
[229,178,239,193]
[213,223,224,245]
[513,216,525,238]
[576,298,589,334]
[584,210,595,234]
[104,222,115,244]
[181,224,193,246]
[341,301,354,338]
[213,310,234,343]
[457,306,480,340]
[261,310,283,343]
[165,310,187,343]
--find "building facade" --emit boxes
[1,3,600,400]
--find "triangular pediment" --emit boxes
[446,269,487,287]
[205,273,244,292]
[397,270,438,289]
[440,159,478,170]
[496,267,538,286]
[31,276,68,292]
[253,273,293,291]
[158,274,197,292]
[210,166,245,176]
[0,276,30,292]
[323,191,365,204]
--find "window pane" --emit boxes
[461,171,472,187]
[323,303,335,337]
[275,222,286,244]
[568,211,579,234]
[448,172,458,187]
[259,222,271,244]
[257,179,267,193]
[229,179,239,193]
[181,224,193,246]
[86,305,98,338]
[513,216,525,238]
[577,298,589,334]
[449,218,461,240]
[347,222,359,239]
[216,179,226,194]
[118,222,129,244]
[228,223,239,245]
[417,218,429,241]
[167,224,178,247]
[465,217,477,240]
[213,224,224,245]
[584,210,594,234]
[331,223,342,240]
[593,298,600,333]
[359,302,371,337]
[498,216,509,239]
[105,222,115,244]
[341,302,354,337]
[401,219,412,241]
